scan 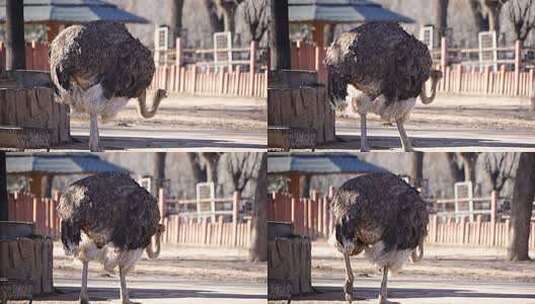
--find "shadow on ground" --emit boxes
[57,135,265,150]
[35,286,264,302]
[291,286,535,302]
[317,135,535,150]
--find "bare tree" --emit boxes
[213,0,245,33]
[483,152,517,196]
[239,0,270,44]
[200,152,223,186]
[508,0,535,45]
[445,152,480,185]
[186,153,207,185]
[249,153,267,262]
[469,0,510,33]
[507,152,534,261]
[227,152,262,195]
[0,152,7,221]
[204,0,225,33]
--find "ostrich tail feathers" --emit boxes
[61,220,81,256]
[327,70,348,110]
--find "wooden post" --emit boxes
[175,37,182,66]
[440,37,448,73]
[270,0,291,70]
[291,197,296,223]
[490,190,497,223]
[158,188,165,222]
[476,215,482,245]
[232,191,239,247]
[0,152,7,221]
[5,0,26,70]
[514,40,522,96]
[249,41,256,96]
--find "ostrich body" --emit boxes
[57,173,164,304]
[49,21,167,152]
[325,22,443,152]
[330,172,428,304]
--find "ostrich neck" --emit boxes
[136,89,163,118]
[420,77,439,105]
[145,229,162,259]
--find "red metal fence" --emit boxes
[0,42,50,71]
[290,40,535,98]
[268,190,535,249]
[7,191,253,249]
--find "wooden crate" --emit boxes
[0,87,70,148]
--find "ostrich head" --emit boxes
[146,224,165,259]
[419,69,443,105]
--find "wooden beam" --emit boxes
[0,152,7,221]
[5,0,26,70]
[312,21,325,48]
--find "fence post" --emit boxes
[490,191,497,223]
[514,40,522,96]
[249,41,256,96]
[158,188,165,222]
[175,37,182,66]
[440,37,448,73]
[232,191,239,247]
[291,197,296,223]
[476,215,482,245]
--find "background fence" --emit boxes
[7,191,253,249]
[290,39,535,98]
[0,42,49,71]
[268,190,535,249]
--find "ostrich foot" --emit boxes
[360,142,370,152]
[344,279,353,302]
[378,295,400,304]
[79,294,89,304]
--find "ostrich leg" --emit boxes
[88,113,102,152]
[378,266,399,304]
[343,252,354,303]
[395,119,413,152]
[359,113,370,152]
[119,265,139,304]
[79,261,89,304]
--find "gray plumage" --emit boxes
[325,22,442,152]
[57,172,164,304]
[330,172,428,303]
[49,21,167,152]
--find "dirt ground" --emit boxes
[29,242,266,303]
[319,94,535,152]
[273,240,535,304]
[52,94,266,151]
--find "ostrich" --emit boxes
[49,21,167,152]
[325,22,443,152]
[330,172,428,304]
[57,173,165,304]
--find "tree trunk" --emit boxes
[5,0,26,70]
[201,152,221,187]
[0,152,7,221]
[469,0,490,33]
[204,0,224,33]
[221,3,237,33]
[186,153,207,185]
[487,4,501,32]
[436,0,449,39]
[411,152,425,189]
[153,152,167,195]
[324,23,336,46]
[301,175,311,198]
[507,152,534,261]
[41,175,53,198]
[270,0,291,70]
[446,153,465,182]
[170,0,185,40]
[249,153,267,262]
[459,152,479,185]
